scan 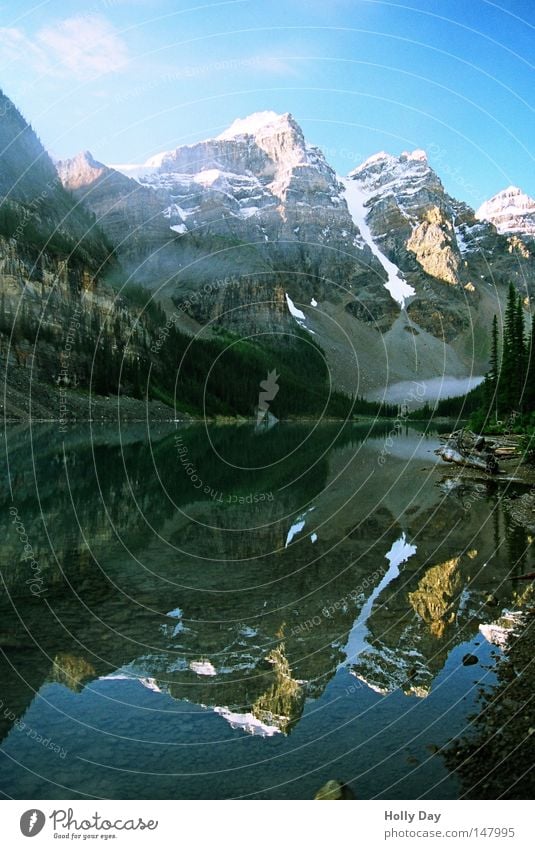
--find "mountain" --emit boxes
[4,95,535,410]
[477,186,535,239]
[56,116,535,393]
[1,95,358,420]
[344,149,535,343]
[0,89,165,419]
[55,149,170,265]
[0,90,113,271]
[58,111,383,310]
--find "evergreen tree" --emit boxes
[525,315,535,412]
[500,283,522,412]
[0,291,6,335]
[514,293,527,409]
[498,283,516,412]
[485,314,500,421]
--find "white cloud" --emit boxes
[38,15,129,78]
[0,27,50,73]
[0,15,129,81]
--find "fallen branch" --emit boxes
[436,429,499,474]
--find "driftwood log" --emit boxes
[435,429,499,474]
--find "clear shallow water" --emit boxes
[0,421,531,799]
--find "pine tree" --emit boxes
[514,293,526,409]
[485,314,500,421]
[525,315,535,412]
[0,290,6,334]
[500,283,520,412]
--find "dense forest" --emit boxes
[471,282,535,432]
[410,283,535,434]
[408,383,486,422]
[1,283,400,420]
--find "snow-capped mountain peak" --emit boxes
[216,110,292,140]
[351,151,395,174]
[347,149,441,223]
[401,148,427,162]
[476,185,535,236]
[137,112,301,172]
[350,149,428,179]
[144,149,175,168]
[345,147,482,288]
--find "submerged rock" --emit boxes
[314,779,356,800]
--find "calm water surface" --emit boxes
[0,421,531,799]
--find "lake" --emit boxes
[0,421,531,799]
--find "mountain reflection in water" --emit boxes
[0,422,532,799]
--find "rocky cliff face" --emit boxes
[0,91,155,417]
[0,90,113,272]
[347,149,457,280]
[56,150,170,261]
[0,89,118,335]
[344,149,535,345]
[347,149,493,290]
[406,206,460,285]
[58,112,383,308]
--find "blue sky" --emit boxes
[1,0,533,205]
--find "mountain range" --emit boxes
[1,91,534,418]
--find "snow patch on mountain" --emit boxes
[214,706,282,736]
[285,293,316,334]
[341,177,415,308]
[217,110,285,140]
[110,161,159,180]
[343,533,417,666]
[285,505,316,547]
[190,660,216,676]
[285,293,306,320]
[454,220,487,254]
[355,151,395,171]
